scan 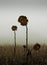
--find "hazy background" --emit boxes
[0,0,47,45]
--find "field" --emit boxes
[0,44,47,65]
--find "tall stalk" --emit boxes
[26,24,28,51]
[14,31,16,58]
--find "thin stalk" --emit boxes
[14,31,16,58]
[26,24,28,65]
[26,24,28,50]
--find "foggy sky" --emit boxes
[0,0,47,45]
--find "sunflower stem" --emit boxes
[14,31,16,58]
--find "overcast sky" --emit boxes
[0,0,47,45]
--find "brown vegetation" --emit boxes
[0,44,47,65]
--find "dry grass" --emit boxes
[0,44,47,65]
